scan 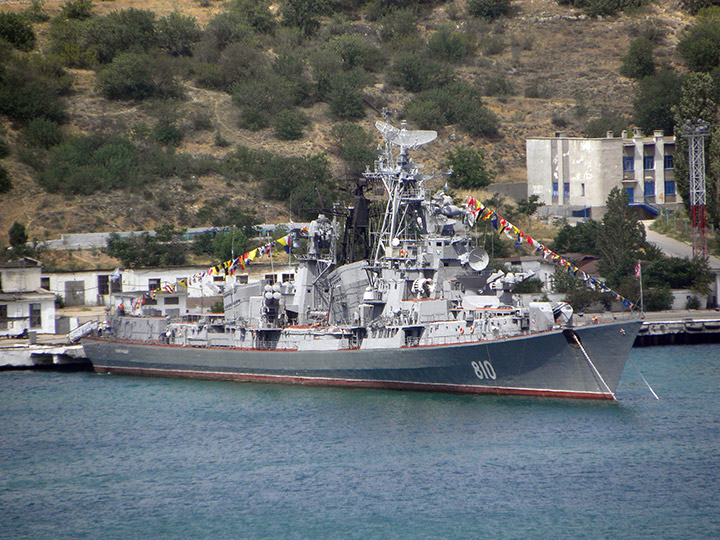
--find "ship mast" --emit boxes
[364,120,437,265]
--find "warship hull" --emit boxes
[83,319,641,400]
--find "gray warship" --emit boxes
[83,121,641,400]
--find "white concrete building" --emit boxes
[0,258,56,336]
[527,129,678,219]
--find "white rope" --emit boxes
[629,357,660,400]
[573,333,616,400]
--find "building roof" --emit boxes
[0,257,42,269]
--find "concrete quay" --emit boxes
[635,309,720,347]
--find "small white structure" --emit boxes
[0,258,56,336]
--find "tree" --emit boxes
[677,9,720,72]
[552,219,602,255]
[9,222,28,249]
[445,147,495,189]
[632,70,683,135]
[516,195,545,230]
[620,37,656,80]
[597,188,646,286]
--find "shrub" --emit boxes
[326,33,385,72]
[481,35,505,56]
[82,8,157,64]
[232,74,300,130]
[22,118,63,149]
[25,0,51,23]
[281,0,331,35]
[556,0,649,17]
[681,0,719,15]
[467,0,511,20]
[524,79,551,99]
[96,53,156,100]
[0,139,9,158]
[388,52,455,92]
[403,82,500,138]
[60,0,93,20]
[379,8,419,44]
[221,146,336,219]
[330,123,375,173]
[273,108,307,140]
[427,24,476,63]
[484,75,514,97]
[0,12,36,51]
[150,120,183,146]
[326,73,366,119]
[0,165,12,194]
[48,18,97,68]
[620,37,656,79]
[643,286,672,311]
[156,12,201,57]
[0,53,69,123]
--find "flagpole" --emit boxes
[638,261,644,315]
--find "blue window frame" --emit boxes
[665,180,675,196]
[626,187,634,202]
[644,181,655,197]
[552,182,558,197]
[563,182,570,198]
[644,155,654,170]
[664,154,674,170]
[623,156,634,172]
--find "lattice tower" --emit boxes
[681,120,710,259]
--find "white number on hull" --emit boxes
[471,360,496,380]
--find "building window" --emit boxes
[665,180,676,196]
[552,182,558,198]
[98,275,110,296]
[644,155,654,170]
[41,277,50,290]
[644,181,655,197]
[664,154,674,170]
[148,278,161,291]
[30,303,41,328]
[581,183,585,197]
[0,304,7,330]
[623,156,634,172]
[563,182,570,198]
[164,296,179,305]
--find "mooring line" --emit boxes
[573,333,616,400]
[629,357,660,400]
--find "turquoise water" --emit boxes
[1,344,719,539]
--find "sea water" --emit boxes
[1,344,719,540]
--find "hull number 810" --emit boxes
[471,360,496,380]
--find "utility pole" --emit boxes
[680,119,710,259]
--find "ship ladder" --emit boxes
[571,332,616,400]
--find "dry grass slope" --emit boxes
[0,0,693,245]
